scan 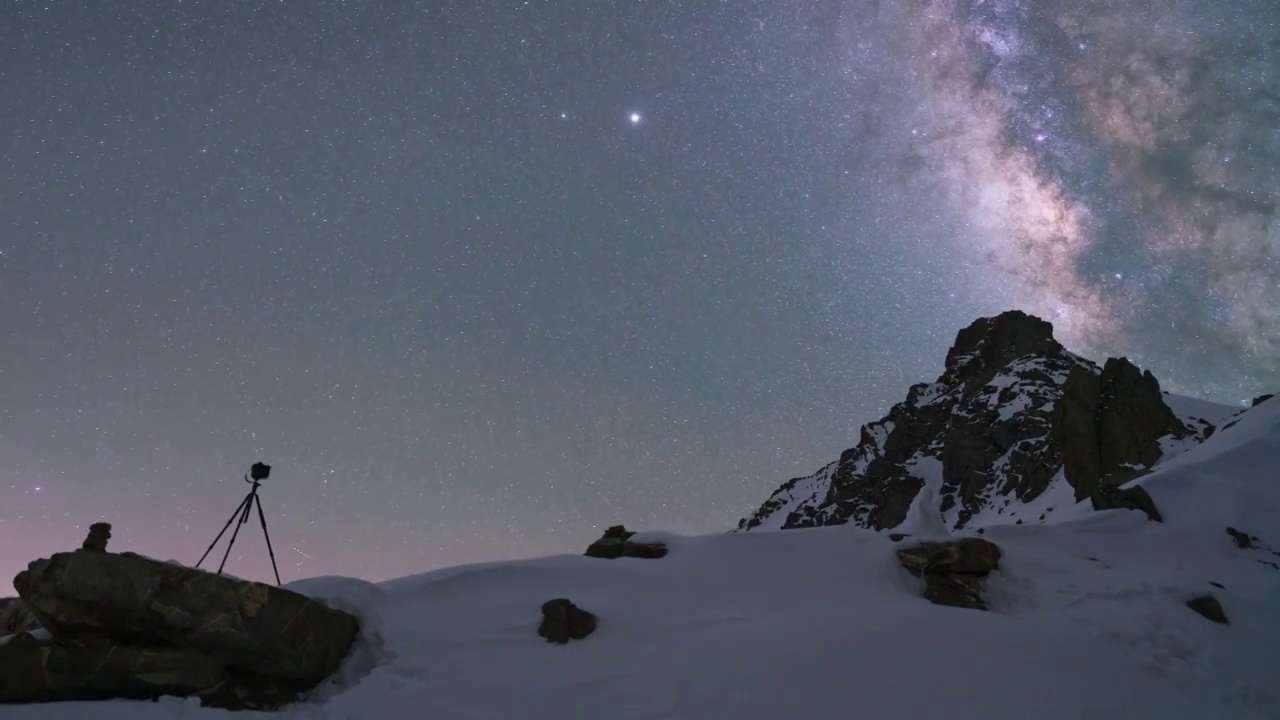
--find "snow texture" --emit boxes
[6,400,1280,719]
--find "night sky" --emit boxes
[3,1,1277,589]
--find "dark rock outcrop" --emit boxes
[0,635,225,704]
[1252,393,1274,407]
[738,311,1204,535]
[1057,357,1186,501]
[1055,366,1102,496]
[537,599,597,644]
[584,526,668,560]
[1090,482,1163,522]
[6,540,361,710]
[15,550,358,685]
[1227,526,1261,549]
[1225,527,1280,568]
[897,538,1002,611]
[1185,595,1229,625]
[1095,358,1184,481]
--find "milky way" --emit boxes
[840,0,1280,396]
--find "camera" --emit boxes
[249,462,271,481]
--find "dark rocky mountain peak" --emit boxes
[737,311,1221,535]
[942,310,1060,387]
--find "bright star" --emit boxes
[629,112,642,125]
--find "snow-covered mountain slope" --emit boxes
[737,311,1243,534]
[8,396,1280,719]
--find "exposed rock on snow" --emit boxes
[897,538,1002,611]
[738,310,1228,535]
[1185,595,1230,625]
[1227,526,1263,550]
[1224,526,1280,570]
[1253,393,1274,407]
[1090,482,1163,522]
[537,599,597,644]
[584,525,668,559]
[6,543,361,709]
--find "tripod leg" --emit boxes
[217,493,253,576]
[196,494,252,569]
[253,494,283,586]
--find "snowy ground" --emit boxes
[8,400,1280,719]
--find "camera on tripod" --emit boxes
[196,461,282,585]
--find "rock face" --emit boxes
[738,311,1206,534]
[5,545,360,709]
[0,636,225,704]
[584,526,668,560]
[537,599,597,644]
[1058,358,1185,501]
[897,538,1002,610]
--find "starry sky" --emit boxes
[2,0,1277,590]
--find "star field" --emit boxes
[2,1,1277,589]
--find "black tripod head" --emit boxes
[248,462,271,483]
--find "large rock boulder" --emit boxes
[897,538,1002,611]
[0,634,225,704]
[584,526,668,559]
[897,537,1002,575]
[1090,482,1163,522]
[537,599,597,644]
[13,550,359,685]
[1185,595,1229,625]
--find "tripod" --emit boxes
[196,469,282,585]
